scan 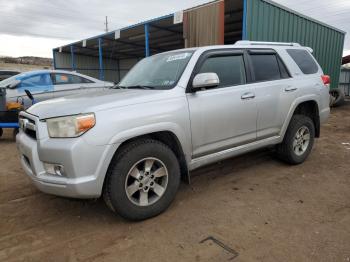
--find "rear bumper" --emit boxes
[16,113,118,198]
[320,107,330,124]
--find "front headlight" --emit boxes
[46,113,95,138]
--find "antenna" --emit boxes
[104,16,108,32]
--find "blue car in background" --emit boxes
[0,70,113,108]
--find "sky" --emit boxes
[0,0,349,58]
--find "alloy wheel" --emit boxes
[125,157,168,206]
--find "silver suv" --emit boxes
[16,41,330,220]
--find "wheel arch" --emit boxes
[105,129,190,185]
[281,95,321,139]
[292,100,320,137]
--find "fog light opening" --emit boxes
[44,163,65,177]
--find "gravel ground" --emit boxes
[0,102,349,262]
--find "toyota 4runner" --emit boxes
[16,41,330,220]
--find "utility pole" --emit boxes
[104,16,108,32]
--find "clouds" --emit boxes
[0,34,71,57]
[0,0,349,57]
[0,0,207,40]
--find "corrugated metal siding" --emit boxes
[245,0,345,89]
[54,51,138,83]
[339,68,350,96]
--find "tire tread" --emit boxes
[276,114,315,165]
[103,138,180,220]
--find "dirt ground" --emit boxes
[0,102,349,262]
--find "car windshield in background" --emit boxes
[118,51,194,90]
[0,75,18,88]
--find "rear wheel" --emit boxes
[0,128,3,138]
[103,139,181,221]
[276,115,315,164]
[329,88,345,107]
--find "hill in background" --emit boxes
[0,56,53,71]
[0,56,52,66]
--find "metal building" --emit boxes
[53,0,345,88]
[339,68,350,96]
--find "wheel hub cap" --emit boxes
[125,157,168,206]
[293,126,310,156]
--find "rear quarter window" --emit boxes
[287,49,319,74]
[250,53,285,82]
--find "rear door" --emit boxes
[186,50,257,158]
[246,49,295,140]
[51,73,97,98]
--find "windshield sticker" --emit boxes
[161,80,175,86]
[166,53,190,62]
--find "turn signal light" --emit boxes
[77,114,96,133]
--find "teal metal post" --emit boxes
[242,0,247,40]
[144,24,150,57]
[70,46,75,70]
[98,38,104,80]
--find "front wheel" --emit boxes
[103,139,181,221]
[276,115,315,165]
[13,128,19,140]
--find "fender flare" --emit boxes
[279,94,320,140]
[104,122,192,182]
[108,122,190,155]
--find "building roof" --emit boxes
[53,0,345,60]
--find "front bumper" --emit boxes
[16,112,118,198]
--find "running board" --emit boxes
[188,136,281,171]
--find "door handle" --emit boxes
[285,86,297,92]
[241,92,255,100]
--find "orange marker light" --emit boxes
[77,114,95,133]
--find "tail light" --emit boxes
[321,75,330,86]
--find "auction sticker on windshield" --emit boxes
[166,53,191,62]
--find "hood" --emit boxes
[27,88,170,119]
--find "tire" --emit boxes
[329,94,335,107]
[0,128,3,138]
[103,139,181,221]
[13,128,19,139]
[276,115,315,165]
[329,88,345,107]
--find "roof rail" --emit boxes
[235,41,301,47]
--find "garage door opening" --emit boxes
[225,0,244,44]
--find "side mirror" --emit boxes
[8,79,21,89]
[192,73,220,91]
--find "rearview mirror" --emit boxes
[8,79,21,89]
[192,73,219,91]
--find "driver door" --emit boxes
[186,50,257,158]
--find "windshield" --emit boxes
[0,74,18,88]
[118,51,194,90]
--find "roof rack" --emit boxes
[235,41,301,47]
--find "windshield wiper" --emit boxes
[110,84,126,89]
[110,84,155,90]
[125,85,154,90]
